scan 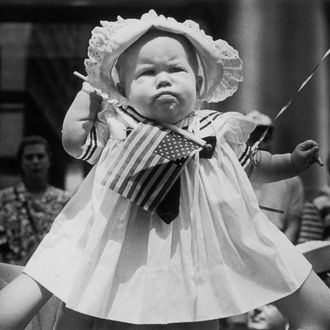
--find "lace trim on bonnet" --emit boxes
[84,9,243,104]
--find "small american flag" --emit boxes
[101,121,201,213]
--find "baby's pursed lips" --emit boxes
[153,90,178,100]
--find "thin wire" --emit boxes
[252,49,330,166]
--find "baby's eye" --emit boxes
[139,69,155,77]
[169,67,184,73]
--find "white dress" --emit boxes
[24,107,311,325]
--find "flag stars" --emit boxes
[154,131,199,162]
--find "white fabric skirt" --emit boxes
[24,141,311,324]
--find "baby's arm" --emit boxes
[62,82,102,158]
[0,272,52,330]
[250,140,320,183]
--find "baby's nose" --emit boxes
[156,72,171,88]
[251,307,263,316]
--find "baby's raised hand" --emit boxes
[291,140,322,172]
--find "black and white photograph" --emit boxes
[0,1,330,329]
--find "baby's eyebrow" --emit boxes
[137,62,154,67]
[135,63,154,72]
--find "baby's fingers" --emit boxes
[310,155,324,166]
[304,145,320,158]
[299,140,324,166]
[298,139,319,151]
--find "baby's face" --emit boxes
[117,31,202,124]
[247,304,287,330]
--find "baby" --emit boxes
[1,10,330,330]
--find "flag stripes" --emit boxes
[101,122,200,213]
[102,123,167,188]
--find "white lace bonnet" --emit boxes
[85,9,243,103]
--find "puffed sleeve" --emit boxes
[215,111,256,169]
[77,101,111,164]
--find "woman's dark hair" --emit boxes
[16,135,52,166]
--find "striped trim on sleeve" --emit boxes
[238,144,252,169]
[77,126,100,164]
